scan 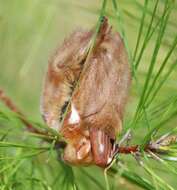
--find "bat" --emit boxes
[41,17,131,168]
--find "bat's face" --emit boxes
[59,92,124,167]
[60,103,117,167]
[61,113,93,166]
[41,17,131,168]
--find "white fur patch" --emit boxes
[68,103,80,124]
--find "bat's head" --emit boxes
[60,103,118,168]
[61,127,117,168]
[60,104,93,166]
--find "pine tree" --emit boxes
[0,0,177,189]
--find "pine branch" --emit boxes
[0,88,39,134]
[1,88,176,160]
[0,88,66,149]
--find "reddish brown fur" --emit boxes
[41,30,92,130]
[41,18,131,167]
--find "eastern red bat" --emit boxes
[41,17,131,168]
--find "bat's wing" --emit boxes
[73,18,131,132]
[40,30,92,131]
[72,18,131,167]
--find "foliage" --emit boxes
[0,0,177,189]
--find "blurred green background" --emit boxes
[0,0,177,190]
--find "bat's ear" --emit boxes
[90,127,115,168]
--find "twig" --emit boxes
[0,89,38,133]
[0,88,172,156]
[0,88,66,148]
[117,145,139,154]
[116,143,162,155]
